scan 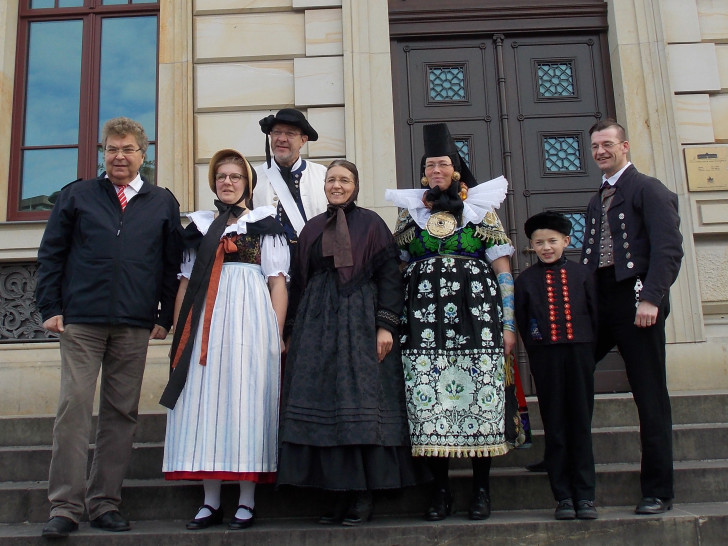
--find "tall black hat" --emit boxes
[524,211,572,238]
[260,108,318,168]
[420,123,477,187]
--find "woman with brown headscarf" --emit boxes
[277,160,420,525]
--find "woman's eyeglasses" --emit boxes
[215,173,246,183]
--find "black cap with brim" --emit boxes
[524,211,572,238]
[259,108,318,168]
[259,108,318,140]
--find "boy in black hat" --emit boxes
[254,108,328,255]
[514,211,598,520]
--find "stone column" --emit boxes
[605,0,704,344]
[157,0,194,211]
[341,0,398,224]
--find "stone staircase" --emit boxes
[0,391,727,544]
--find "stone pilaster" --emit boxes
[157,0,194,211]
[606,0,705,345]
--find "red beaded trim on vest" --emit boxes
[545,267,574,342]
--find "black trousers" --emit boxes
[529,343,596,501]
[595,266,674,499]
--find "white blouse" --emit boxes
[178,205,290,281]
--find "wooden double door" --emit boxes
[390,31,629,393]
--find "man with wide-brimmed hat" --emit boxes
[254,108,328,253]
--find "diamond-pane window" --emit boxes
[543,136,581,172]
[537,62,575,97]
[455,139,470,167]
[563,212,586,248]
[428,66,466,102]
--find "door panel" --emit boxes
[390,31,628,393]
[393,41,503,188]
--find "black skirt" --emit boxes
[278,270,420,490]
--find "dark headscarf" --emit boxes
[321,159,359,268]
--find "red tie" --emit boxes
[115,184,127,211]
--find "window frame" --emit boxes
[8,0,159,221]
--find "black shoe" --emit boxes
[525,459,547,472]
[424,488,452,521]
[342,491,374,526]
[554,498,576,520]
[635,497,673,515]
[318,494,350,525]
[228,504,255,530]
[575,499,598,519]
[90,510,130,532]
[42,516,78,538]
[186,504,224,530]
[468,487,491,520]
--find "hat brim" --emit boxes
[208,149,257,201]
[259,109,318,141]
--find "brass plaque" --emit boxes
[684,146,728,191]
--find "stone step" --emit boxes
[2,390,725,449]
[1,502,727,545]
[4,422,726,483]
[0,413,165,448]
[525,390,728,430]
[2,459,726,524]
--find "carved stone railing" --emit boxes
[0,262,57,342]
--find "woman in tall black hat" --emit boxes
[386,124,522,521]
[277,160,422,525]
[160,149,289,531]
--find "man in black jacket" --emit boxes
[582,119,683,515]
[36,117,182,538]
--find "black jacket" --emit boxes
[580,165,683,306]
[515,257,597,349]
[36,174,182,330]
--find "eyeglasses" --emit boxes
[105,146,142,156]
[270,129,302,139]
[325,176,354,185]
[590,141,624,152]
[215,173,246,183]
[425,161,453,171]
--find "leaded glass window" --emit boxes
[543,136,582,173]
[427,65,466,102]
[563,212,586,248]
[455,139,470,167]
[537,61,575,98]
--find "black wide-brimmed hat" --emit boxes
[524,211,572,238]
[259,108,318,140]
[259,108,318,168]
[420,123,477,187]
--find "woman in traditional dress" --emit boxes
[385,123,522,521]
[159,149,289,530]
[277,160,419,525]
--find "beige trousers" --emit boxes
[48,323,149,522]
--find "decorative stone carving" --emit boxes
[0,263,57,342]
